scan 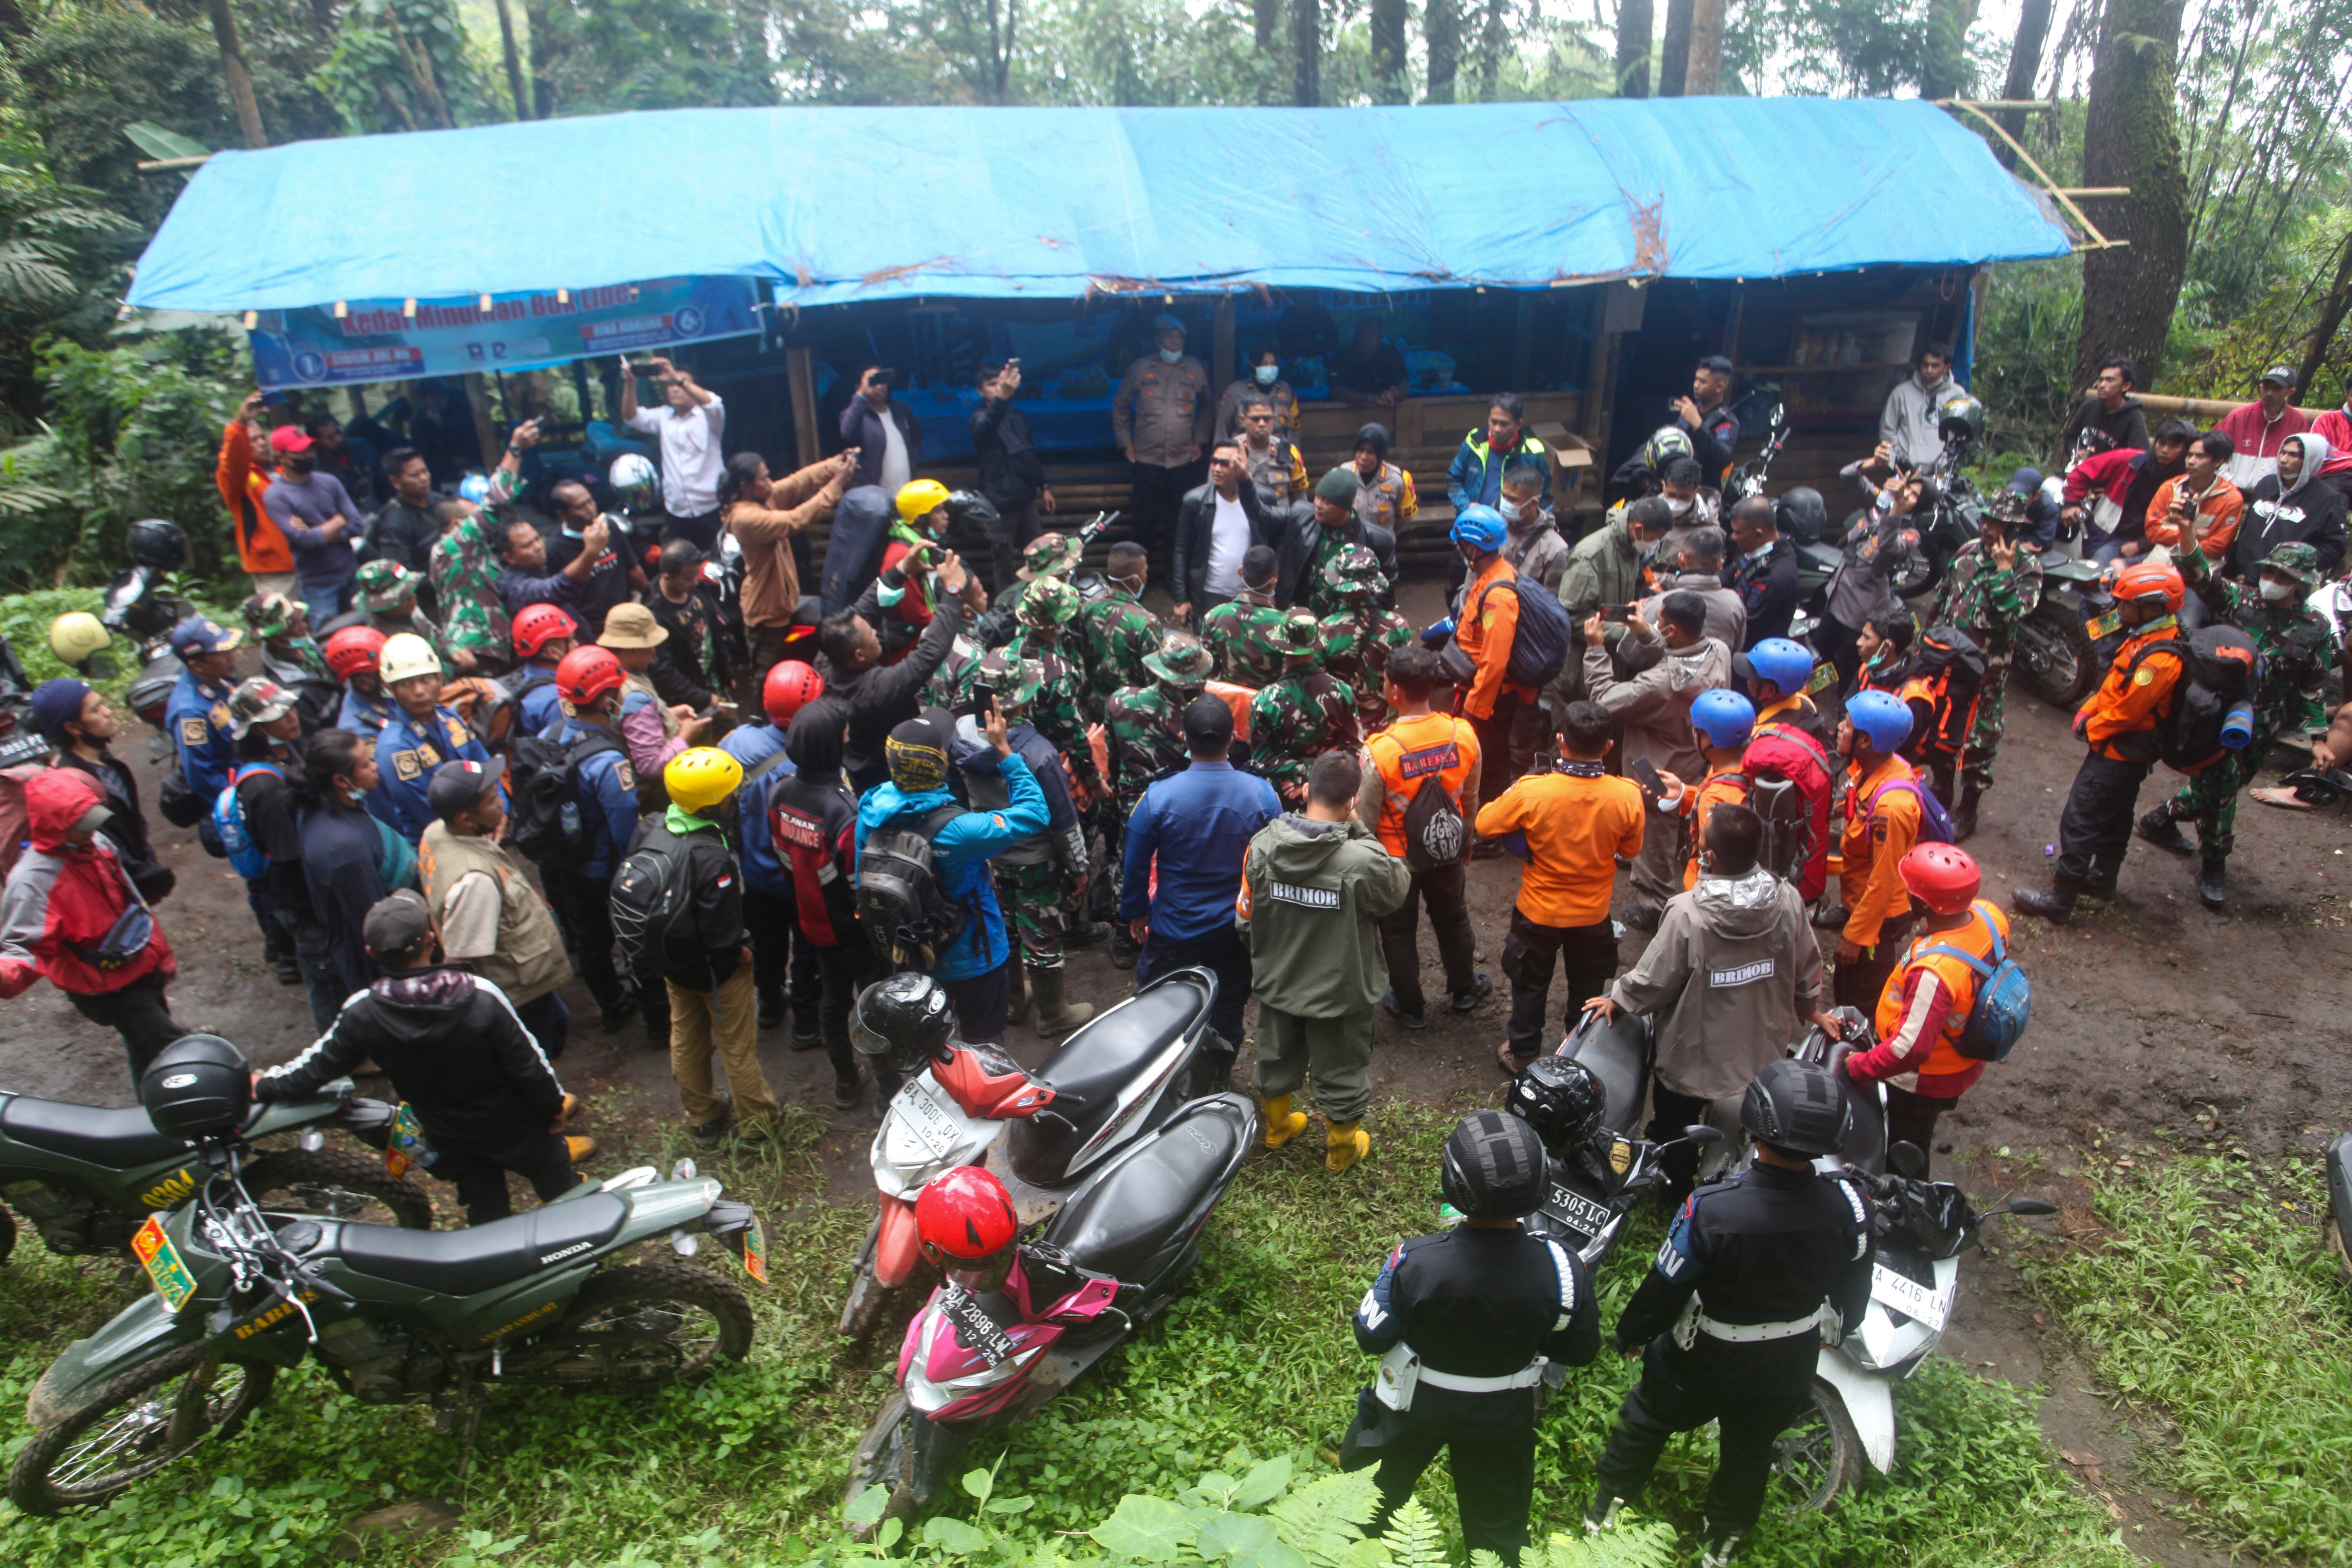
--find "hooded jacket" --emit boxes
[1582,631,1731,781]
[256,965,561,1153]
[1606,867,1823,1101]
[1880,368,1958,469]
[0,770,176,1000]
[1502,502,1571,596]
[1238,813,1411,1017]
[854,750,1046,980]
[1346,425,1419,536]
[2235,434,2349,579]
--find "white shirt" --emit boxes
[1204,492,1251,596]
[625,394,726,516]
[877,408,913,495]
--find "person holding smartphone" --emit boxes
[618,355,727,551]
[840,364,925,494]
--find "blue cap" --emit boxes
[1844,689,1915,755]
[1689,689,1757,750]
[168,614,244,657]
[2006,467,2043,495]
[1450,504,1509,553]
[1152,313,1185,335]
[30,677,92,742]
[1733,637,1814,696]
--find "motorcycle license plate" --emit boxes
[895,1080,965,1163]
[739,1212,769,1286]
[941,1285,1017,1367]
[1872,1262,1954,1330]
[131,1215,197,1313]
[1805,660,1837,696]
[1542,1184,1614,1242]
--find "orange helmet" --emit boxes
[1897,843,1981,916]
[554,645,626,707]
[916,1166,1019,1265]
[2113,560,2185,612]
[512,603,578,660]
[322,625,387,681]
[763,660,825,726]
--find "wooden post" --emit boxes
[493,0,531,120]
[1212,294,1237,400]
[787,346,821,471]
[1684,0,1724,93]
[460,373,504,475]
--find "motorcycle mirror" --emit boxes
[2004,1197,2059,1217]
[1888,1141,1929,1179]
[670,1157,699,1182]
[1682,1125,1725,1147]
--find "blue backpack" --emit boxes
[1919,907,2031,1062]
[212,763,284,880]
[1867,776,1956,846]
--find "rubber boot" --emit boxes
[2197,856,2227,911]
[2136,805,2193,855]
[1262,1093,1309,1149]
[1006,962,1032,1028]
[1031,967,1095,1039]
[1951,784,1981,843]
[564,1135,598,1163]
[1325,1119,1370,1173]
[2013,875,2082,924]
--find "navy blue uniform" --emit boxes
[165,670,237,806]
[513,666,565,738]
[373,704,491,843]
[337,683,395,740]
[535,714,651,1033]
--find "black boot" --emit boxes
[2014,876,2083,923]
[1184,1031,1234,1097]
[757,985,786,1030]
[1108,924,1141,971]
[1951,785,1981,843]
[2136,806,2193,855]
[2197,857,2227,910]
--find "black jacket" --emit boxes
[1291,511,1398,611]
[622,813,746,993]
[972,397,1047,510]
[1722,537,1803,648]
[1172,481,1292,611]
[2233,471,2349,580]
[298,796,387,999]
[818,579,966,795]
[646,582,735,708]
[2058,395,2151,457]
[256,964,561,1153]
[51,750,172,904]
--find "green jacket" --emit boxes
[1238,814,1411,1017]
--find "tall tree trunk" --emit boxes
[1657,0,1692,95]
[1426,0,1460,101]
[1254,0,1279,49]
[1292,0,1318,106]
[1992,0,2053,166]
[494,0,531,119]
[1919,0,1978,100]
[522,0,553,118]
[204,0,268,148]
[2073,0,2191,391]
[2296,228,2352,398]
[1684,0,1723,93]
[1370,0,1408,103]
[1615,0,1651,96]
[1477,0,1508,100]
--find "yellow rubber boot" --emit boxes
[564,1135,598,1163]
[1262,1094,1309,1149]
[1325,1120,1371,1173]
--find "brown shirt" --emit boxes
[726,460,847,628]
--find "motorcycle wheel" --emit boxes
[8,1345,273,1516]
[2013,603,2098,710]
[242,1147,433,1230]
[508,1261,753,1387]
[2327,1199,2351,1284]
[841,1266,926,1344]
[0,1201,16,1265]
[1771,1377,1861,1511]
[846,1390,920,1539]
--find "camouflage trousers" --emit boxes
[2156,733,2267,864]
[1957,656,2013,793]
[995,858,1079,970]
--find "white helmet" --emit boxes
[379,632,441,686]
[609,453,659,511]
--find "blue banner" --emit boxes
[248,275,762,389]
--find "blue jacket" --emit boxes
[1119,760,1280,943]
[547,715,641,879]
[1447,429,1552,513]
[298,796,387,1000]
[719,722,796,898]
[166,670,239,805]
[373,704,491,843]
[514,666,564,737]
[855,752,1046,981]
[337,684,395,740]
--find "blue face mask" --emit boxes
[1254,364,1279,387]
[1158,348,1183,366]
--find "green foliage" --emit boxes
[315,0,502,133]
[2026,1150,2352,1564]
[526,0,778,116]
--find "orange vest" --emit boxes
[1679,768,1749,890]
[1875,900,2009,1083]
[1366,711,1480,859]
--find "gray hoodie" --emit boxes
[1238,813,1411,1018]
[1881,368,1956,469]
[1583,630,1731,782]
[1607,867,1823,1101]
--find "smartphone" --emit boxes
[1600,603,1636,624]
[1631,756,1663,797]
[968,681,997,719]
[1005,357,1021,372]
[260,390,287,407]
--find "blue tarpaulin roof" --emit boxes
[128,98,2070,313]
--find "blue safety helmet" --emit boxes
[456,472,492,506]
[1844,689,1915,755]
[1690,689,1757,750]
[1737,637,1816,698]
[1450,504,1509,554]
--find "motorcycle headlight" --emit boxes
[901,1312,1046,1413]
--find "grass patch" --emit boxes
[2024,1149,2352,1564]
[0,1104,2136,1566]
[0,583,244,714]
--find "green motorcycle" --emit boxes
[8,1041,763,1516]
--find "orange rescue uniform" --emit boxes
[1456,555,1532,722]
[1474,770,1644,928]
[1839,752,1923,950]
[1363,711,1483,858]
[215,420,294,577]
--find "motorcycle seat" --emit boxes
[0,1095,188,1170]
[1010,970,1212,1187]
[1560,1012,1650,1133]
[1797,541,1844,575]
[338,1191,628,1295]
[1043,1099,1247,1283]
[1825,1043,1889,1175]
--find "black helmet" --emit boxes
[1504,1055,1607,1151]
[941,489,1002,531]
[140,1034,251,1142]
[848,972,954,1072]
[1773,486,1828,545]
[1739,1059,1851,1158]
[1935,391,1985,446]
[127,519,190,571]
[1439,1110,1549,1221]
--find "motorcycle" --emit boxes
[846,1091,1256,1522]
[1719,397,1789,511]
[838,967,1212,1340]
[0,629,44,770]
[0,1079,426,1265]
[2326,1132,2352,1284]
[2013,550,2102,709]
[8,1142,761,1516]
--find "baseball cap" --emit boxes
[1152,313,1185,335]
[426,756,507,818]
[168,615,245,657]
[361,888,434,958]
[30,677,93,743]
[268,426,315,455]
[2257,365,2298,387]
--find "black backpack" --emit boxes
[1393,737,1470,872]
[507,728,622,869]
[855,803,968,970]
[2124,625,2262,775]
[1475,577,1574,689]
[609,830,693,983]
[155,755,206,829]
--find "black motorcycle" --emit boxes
[0,629,44,770]
[2326,1132,2352,1284]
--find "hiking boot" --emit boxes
[1381,989,1428,1030]
[790,1017,823,1052]
[689,1104,734,1147]
[757,986,787,1029]
[1261,1093,1309,1149]
[1032,967,1095,1039]
[563,1135,598,1164]
[1810,900,1848,931]
[1064,920,1109,949]
[2013,877,2081,923]
[1108,925,1141,970]
[2198,858,2227,910]
[274,958,303,987]
[1951,786,1982,843]
[1699,1528,1744,1566]
[559,1093,583,1122]
[832,1072,861,1111]
[1496,1040,1536,1077]
[598,993,637,1033]
[1621,902,1661,934]
[1450,973,1493,1012]
[1325,1120,1370,1173]
[2136,807,2193,855]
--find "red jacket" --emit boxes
[0,771,176,1000]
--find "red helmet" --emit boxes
[763,660,825,726]
[2113,560,2186,612]
[512,603,578,660]
[554,645,627,707]
[915,1166,1019,1264]
[322,625,387,681]
[1897,843,1982,916]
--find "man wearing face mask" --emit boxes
[1721,497,1800,649]
[1635,527,1745,655]
[1114,314,1212,569]
[2232,433,2347,581]
[1498,462,1569,596]
[262,425,366,628]
[1448,395,1551,516]
[1557,496,1673,706]
[1217,347,1300,444]
[1078,542,1165,710]
[1653,457,1718,566]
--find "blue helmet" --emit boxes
[457,472,493,506]
[1690,689,1756,750]
[1451,504,1509,553]
[1844,689,1914,755]
[1738,637,1815,697]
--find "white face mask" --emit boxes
[1158,348,1184,366]
[2260,578,2296,602]
[1665,495,1694,517]
[1254,364,1279,387]
[1502,498,1532,524]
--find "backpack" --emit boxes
[1919,907,2032,1061]
[0,763,45,880]
[609,829,694,982]
[855,802,968,969]
[506,727,622,868]
[1743,723,1834,900]
[156,755,206,829]
[212,763,285,880]
[1475,577,1573,689]
[2122,626,2262,776]
[1867,776,1957,846]
[1903,626,1988,760]
[1395,736,1470,872]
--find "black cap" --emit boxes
[362,889,434,958]
[426,755,506,819]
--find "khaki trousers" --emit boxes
[667,967,779,1126]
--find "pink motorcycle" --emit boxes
[846,1091,1256,1520]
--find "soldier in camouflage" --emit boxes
[1005,575,1105,802]
[2137,532,2335,910]
[1078,541,1161,713]
[1102,632,1215,968]
[1199,544,1289,687]
[989,531,1088,641]
[1250,608,1362,803]
[1926,489,2046,841]
[1316,543,1416,735]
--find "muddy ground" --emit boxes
[5,587,2347,1567]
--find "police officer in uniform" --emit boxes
[370,632,493,843]
[1589,1059,1873,1565]
[166,614,293,977]
[1343,1110,1600,1560]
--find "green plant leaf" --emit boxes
[1090,1493,1196,1562]
[121,121,213,161]
[963,1466,995,1505]
[1376,1500,1442,1568]
[924,1517,992,1554]
[1231,1455,1293,1511]
[877,1516,905,1550]
[844,1487,888,1527]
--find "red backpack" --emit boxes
[1743,722,1834,901]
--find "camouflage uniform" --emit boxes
[923,632,988,711]
[1001,577,1100,796]
[1314,545,1415,734]
[428,508,511,668]
[1926,530,2045,793]
[1303,528,1364,617]
[1199,591,1288,687]
[972,651,1091,974]
[2149,542,2336,864]
[1077,581,1160,713]
[990,533,1087,644]
[1104,635,1213,814]
[1248,609,1362,800]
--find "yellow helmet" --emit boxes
[379,632,441,686]
[664,746,744,814]
[896,478,952,525]
[47,611,112,668]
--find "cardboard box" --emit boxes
[1530,423,1596,495]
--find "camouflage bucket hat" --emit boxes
[1269,607,1323,657]
[1016,575,1083,629]
[2262,540,2321,586]
[1142,633,1215,688]
[975,649,1043,712]
[356,558,416,611]
[1320,542,1384,597]
[227,676,297,737]
[242,591,304,640]
[1017,532,1085,583]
